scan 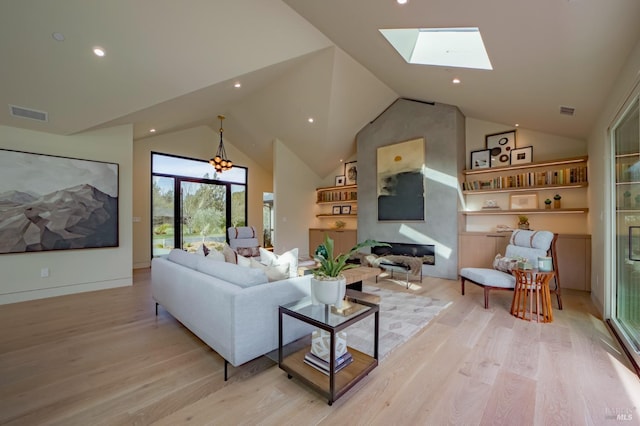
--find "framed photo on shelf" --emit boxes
[509,193,538,210]
[344,161,357,185]
[341,205,351,215]
[335,175,346,186]
[510,146,533,165]
[470,149,491,169]
[486,130,516,167]
[332,206,341,215]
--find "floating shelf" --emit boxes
[462,208,589,215]
[462,182,587,195]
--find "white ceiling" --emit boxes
[1,0,639,178]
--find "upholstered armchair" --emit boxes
[460,230,562,309]
[227,226,260,257]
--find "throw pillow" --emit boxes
[493,254,518,273]
[236,246,260,257]
[195,244,210,257]
[249,258,290,282]
[259,247,299,279]
[236,253,252,267]
[221,243,237,264]
[206,249,225,263]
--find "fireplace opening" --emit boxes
[372,242,435,265]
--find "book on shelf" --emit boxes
[303,351,353,375]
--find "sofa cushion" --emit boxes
[168,249,199,270]
[236,246,260,257]
[236,254,251,267]
[195,244,210,257]
[249,258,290,282]
[260,247,298,279]
[221,243,237,264]
[460,267,516,289]
[195,259,268,288]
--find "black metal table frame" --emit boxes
[278,297,379,405]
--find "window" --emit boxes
[151,153,247,257]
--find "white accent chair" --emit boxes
[460,230,562,309]
[227,226,260,257]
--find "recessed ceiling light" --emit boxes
[93,47,105,57]
[397,0,408,4]
[308,117,314,123]
[452,78,461,84]
[515,123,519,127]
[234,82,241,88]
[52,32,65,42]
[149,128,156,133]
[379,27,493,70]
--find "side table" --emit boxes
[511,268,555,323]
[278,295,379,405]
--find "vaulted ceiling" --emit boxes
[1,0,639,178]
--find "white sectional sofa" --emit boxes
[151,249,313,380]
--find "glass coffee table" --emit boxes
[278,294,379,405]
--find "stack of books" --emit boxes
[303,351,353,375]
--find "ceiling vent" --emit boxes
[9,105,48,122]
[559,106,575,116]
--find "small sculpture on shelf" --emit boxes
[544,198,552,209]
[518,215,530,230]
[553,194,562,209]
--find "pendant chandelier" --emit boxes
[209,114,233,172]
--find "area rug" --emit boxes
[347,285,451,361]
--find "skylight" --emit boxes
[379,27,493,70]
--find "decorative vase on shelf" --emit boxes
[553,194,562,209]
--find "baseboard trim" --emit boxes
[0,278,132,305]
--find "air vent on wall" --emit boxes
[9,105,48,122]
[559,105,575,116]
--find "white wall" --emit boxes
[132,125,272,268]
[587,39,640,316]
[273,139,321,258]
[464,118,588,234]
[0,125,133,304]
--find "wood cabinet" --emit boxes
[309,229,357,257]
[458,232,510,269]
[458,232,591,291]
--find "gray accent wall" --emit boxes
[356,98,465,279]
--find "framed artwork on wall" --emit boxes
[344,161,357,185]
[509,193,538,210]
[332,206,341,215]
[341,205,351,215]
[0,149,119,254]
[510,146,533,165]
[335,175,345,186]
[470,149,491,169]
[377,137,425,221]
[486,130,516,167]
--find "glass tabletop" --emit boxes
[281,296,372,327]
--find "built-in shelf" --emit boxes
[462,156,588,175]
[462,208,589,216]
[316,214,358,218]
[462,182,587,195]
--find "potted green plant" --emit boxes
[544,198,552,209]
[553,194,562,208]
[517,215,529,230]
[311,234,388,306]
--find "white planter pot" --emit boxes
[310,276,346,308]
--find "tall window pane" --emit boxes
[152,176,175,257]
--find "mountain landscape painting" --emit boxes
[0,149,118,254]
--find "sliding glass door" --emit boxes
[612,97,640,365]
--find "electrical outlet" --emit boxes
[41,267,49,278]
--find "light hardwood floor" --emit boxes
[1,269,639,425]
